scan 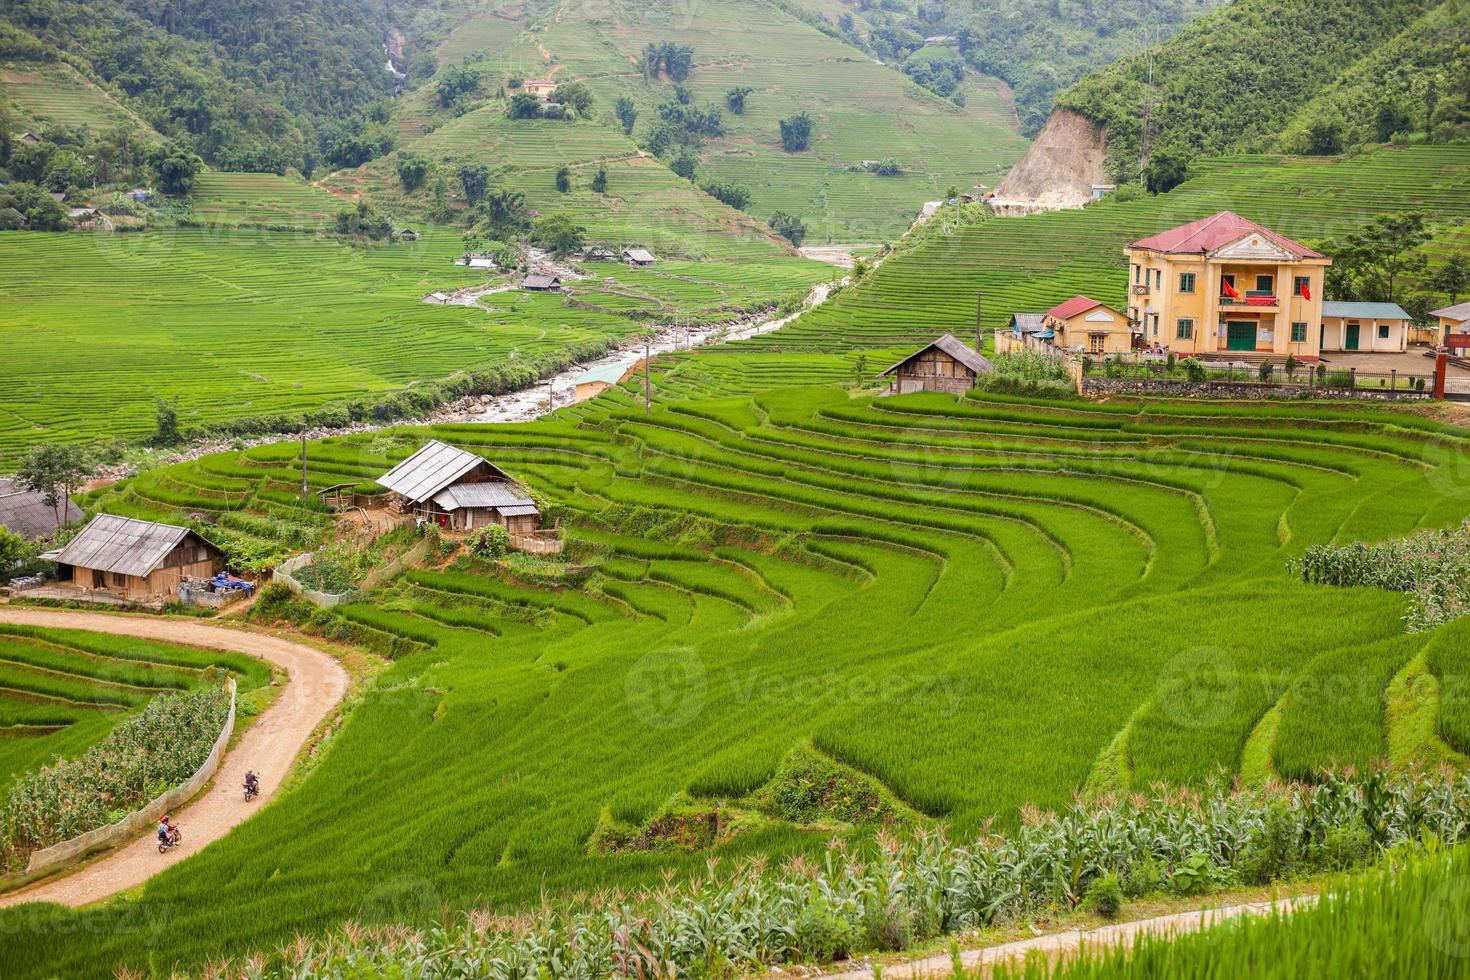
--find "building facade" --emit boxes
[45,515,224,598]
[1125,212,1331,358]
[881,334,993,394]
[1320,302,1413,353]
[1044,295,1133,354]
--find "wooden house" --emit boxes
[623,248,656,266]
[881,334,993,394]
[0,479,82,540]
[19,131,40,145]
[522,274,561,291]
[44,515,224,598]
[377,440,541,535]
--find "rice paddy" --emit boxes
[12,378,1470,975]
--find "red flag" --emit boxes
[1221,279,1240,299]
[1300,282,1311,300]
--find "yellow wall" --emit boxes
[1049,305,1132,354]
[1125,247,1329,357]
[1321,316,1410,353]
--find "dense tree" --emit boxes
[701,180,750,210]
[1375,102,1413,142]
[768,211,807,246]
[726,87,754,114]
[152,398,183,446]
[531,213,586,256]
[0,526,32,578]
[437,64,483,108]
[507,93,542,120]
[396,154,429,193]
[614,97,639,135]
[16,444,92,532]
[779,113,813,152]
[335,200,394,241]
[481,189,527,234]
[1427,252,1470,306]
[903,57,965,98]
[590,165,608,193]
[0,182,69,230]
[641,41,695,82]
[1322,212,1433,302]
[148,140,203,194]
[1304,120,1344,156]
[1144,151,1189,195]
[555,166,572,193]
[671,154,698,180]
[552,81,595,117]
[870,159,901,176]
[458,164,491,207]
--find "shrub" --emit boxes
[1122,855,1165,897]
[779,112,813,152]
[1318,820,1372,871]
[1183,358,1206,382]
[794,896,858,962]
[467,524,510,560]
[1083,872,1124,918]
[1240,800,1304,885]
[1258,361,1275,383]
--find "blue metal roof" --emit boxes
[1321,301,1411,320]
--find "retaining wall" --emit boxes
[1081,377,1431,401]
[24,678,237,875]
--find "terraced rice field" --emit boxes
[0,61,155,135]
[0,222,827,459]
[22,381,1470,976]
[0,625,267,796]
[754,145,1470,353]
[188,173,348,230]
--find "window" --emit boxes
[1379,324,1391,339]
[1154,268,1163,289]
[1255,274,1274,293]
[1089,334,1106,354]
[1152,313,1160,337]
[1133,264,1141,284]
[1294,276,1310,297]
[1177,318,1194,340]
[1291,321,1308,343]
[1220,273,1236,295]
[1179,272,1196,293]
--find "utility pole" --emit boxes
[546,379,554,414]
[644,338,652,416]
[300,432,308,502]
[975,293,983,352]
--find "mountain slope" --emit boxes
[1049,0,1469,183]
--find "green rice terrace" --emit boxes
[0,624,266,798]
[10,376,1470,974]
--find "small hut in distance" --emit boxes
[881,334,993,394]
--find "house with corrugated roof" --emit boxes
[43,515,223,598]
[376,440,541,535]
[1432,300,1470,353]
[1124,211,1331,358]
[0,478,82,540]
[622,248,656,266]
[881,334,993,395]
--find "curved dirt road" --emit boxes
[0,609,348,909]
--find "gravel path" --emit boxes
[816,895,1316,979]
[0,609,348,909]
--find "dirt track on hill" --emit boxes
[0,609,348,909]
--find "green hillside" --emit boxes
[1055,0,1470,181]
[8,371,1470,974]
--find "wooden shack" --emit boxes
[377,440,541,534]
[881,334,993,395]
[45,515,224,598]
[522,274,562,291]
[0,478,82,540]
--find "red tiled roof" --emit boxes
[1047,295,1104,320]
[1128,211,1324,259]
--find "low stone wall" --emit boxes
[24,678,237,875]
[274,537,430,609]
[1082,377,1431,401]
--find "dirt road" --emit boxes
[0,609,348,909]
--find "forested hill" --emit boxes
[832,0,1224,135]
[1052,0,1470,182]
[0,0,463,172]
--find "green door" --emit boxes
[1226,321,1257,351]
[1345,323,1360,350]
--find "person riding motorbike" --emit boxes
[157,815,178,847]
[244,770,259,798]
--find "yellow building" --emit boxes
[1320,302,1413,353]
[1044,295,1133,354]
[1432,301,1470,354]
[1124,212,1331,359]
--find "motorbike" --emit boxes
[244,780,259,802]
[157,826,182,854]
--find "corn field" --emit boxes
[0,686,229,870]
[1291,519,1470,630]
[212,771,1470,979]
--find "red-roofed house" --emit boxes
[1124,211,1331,358]
[1043,295,1132,354]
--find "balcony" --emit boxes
[1131,284,1150,296]
[1219,292,1279,311]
